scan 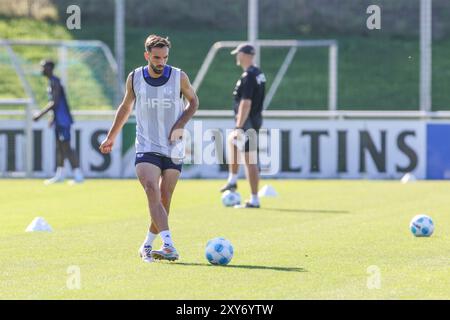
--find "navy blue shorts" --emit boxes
[135,152,183,172]
[55,126,71,142]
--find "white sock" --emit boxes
[160,230,174,247]
[250,194,259,205]
[55,167,64,178]
[143,231,158,247]
[228,173,238,185]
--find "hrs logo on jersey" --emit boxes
[144,98,172,109]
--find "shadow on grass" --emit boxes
[263,207,350,214]
[171,262,306,273]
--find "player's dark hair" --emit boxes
[145,34,171,52]
[41,59,55,70]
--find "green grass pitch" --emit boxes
[0,179,448,299]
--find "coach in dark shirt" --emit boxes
[220,43,266,208]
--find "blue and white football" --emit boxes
[221,190,241,207]
[410,214,434,237]
[205,237,234,265]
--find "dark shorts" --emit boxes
[233,127,259,152]
[55,126,71,142]
[135,152,183,172]
[243,128,259,152]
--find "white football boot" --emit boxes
[151,244,179,261]
[139,245,154,263]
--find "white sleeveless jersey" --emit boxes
[132,65,185,159]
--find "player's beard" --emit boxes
[150,62,164,74]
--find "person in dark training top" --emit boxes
[33,59,84,185]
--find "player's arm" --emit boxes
[235,99,252,129]
[234,73,255,131]
[99,72,136,154]
[33,79,61,122]
[169,71,199,143]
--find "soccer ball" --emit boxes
[410,214,434,237]
[205,237,234,265]
[221,190,241,207]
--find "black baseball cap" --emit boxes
[230,43,256,55]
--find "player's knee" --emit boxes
[227,132,236,145]
[244,151,258,165]
[143,181,160,197]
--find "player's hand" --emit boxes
[230,128,246,147]
[231,128,245,140]
[99,137,114,154]
[169,124,185,144]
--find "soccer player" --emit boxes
[220,43,266,208]
[99,35,199,263]
[33,60,84,185]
